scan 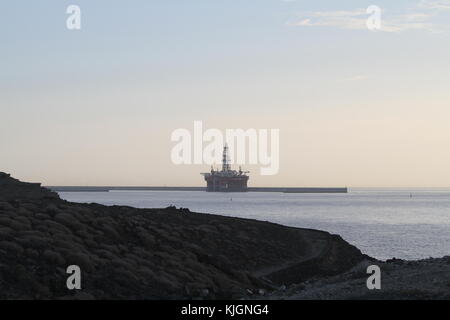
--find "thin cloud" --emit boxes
[287,2,450,33]
[287,9,368,31]
[419,0,450,10]
[345,75,369,81]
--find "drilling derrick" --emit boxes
[201,144,249,192]
[222,144,231,172]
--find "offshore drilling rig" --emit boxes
[201,145,249,192]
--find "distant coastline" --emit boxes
[47,186,348,193]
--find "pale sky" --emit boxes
[1,0,450,187]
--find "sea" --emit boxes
[58,189,450,261]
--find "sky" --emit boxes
[1,0,450,187]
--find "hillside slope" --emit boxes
[0,173,366,299]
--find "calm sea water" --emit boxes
[58,189,450,261]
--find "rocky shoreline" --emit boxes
[260,257,450,300]
[0,173,448,299]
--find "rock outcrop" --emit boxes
[0,173,58,201]
[0,173,368,299]
[263,257,450,300]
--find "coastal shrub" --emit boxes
[21,202,40,212]
[137,232,156,247]
[73,228,92,240]
[179,250,197,261]
[9,220,31,231]
[137,266,156,281]
[100,225,120,240]
[34,213,51,220]
[194,274,217,289]
[99,243,120,254]
[117,245,129,253]
[45,204,60,216]
[153,228,170,240]
[52,236,77,249]
[14,216,31,226]
[111,257,133,270]
[162,234,183,245]
[66,253,94,272]
[1,210,17,219]
[0,226,14,239]
[43,249,66,266]
[184,243,204,255]
[16,207,32,217]
[17,230,46,237]
[122,253,144,265]
[25,248,40,259]
[165,256,183,270]
[154,251,173,261]
[45,220,72,235]
[67,211,87,222]
[229,270,251,284]
[54,213,85,232]
[84,238,98,248]
[183,258,211,276]
[184,282,207,296]
[95,216,117,227]
[0,217,12,227]
[211,273,234,290]
[34,224,50,234]
[78,208,95,219]
[196,224,218,233]
[216,224,232,233]
[0,240,24,255]
[143,224,159,233]
[54,212,78,223]
[166,268,191,282]
[0,202,13,211]
[94,249,118,260]
[4,264,46,299]
[131,247,154,263]
[138,258,156,270]
[134,226,147,234]
[16,235,49,250]
[156,272,182,292]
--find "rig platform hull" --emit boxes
[201,145,250,192]
[204,175,249,192]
